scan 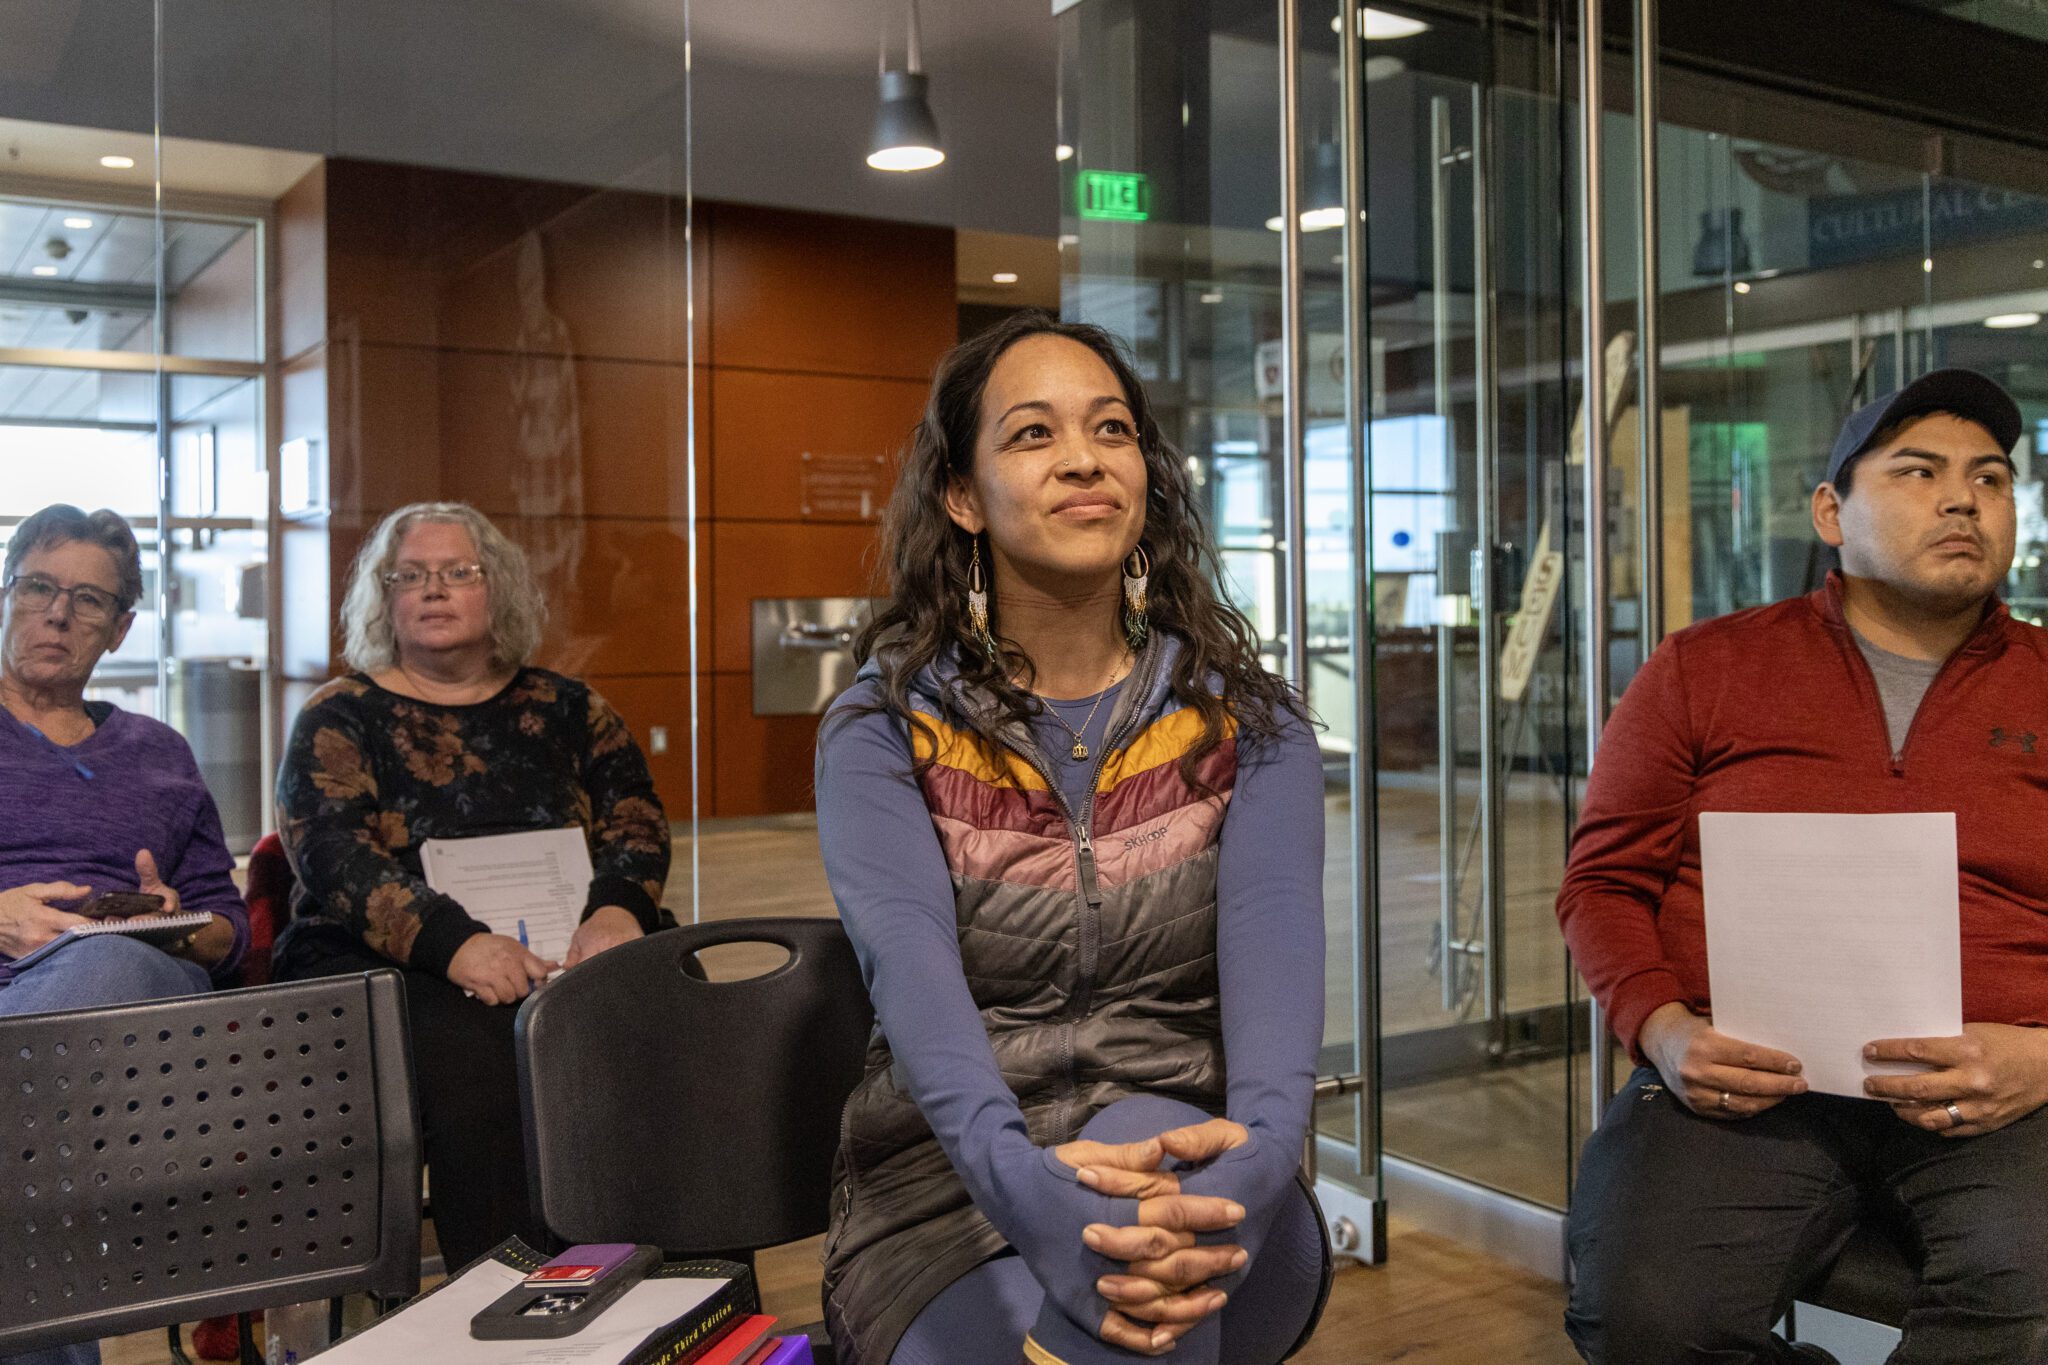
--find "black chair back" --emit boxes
[515,917,873,1257]
[0,972,421,1355]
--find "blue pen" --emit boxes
[517,919,529,947]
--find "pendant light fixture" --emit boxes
[867,0,944,172]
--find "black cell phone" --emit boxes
[77,891,166,919]
[470,1245,661,1339]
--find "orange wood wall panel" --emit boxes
[278,165,327,364]
[291,157,951,818]
[710,672,823,818]
[710,203,954,378]
[583,673,699,826]
[433,187,697,365]
[327,343,445,513]
[709,369,921,522]
[517,516,701,677]
[436,354,706,522]
[709,521,884,674]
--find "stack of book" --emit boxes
[305,1239,821,1364]
[688,1313,814,1365]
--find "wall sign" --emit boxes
[799,451,887,519]
[1079,170,1151,222]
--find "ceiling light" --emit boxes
[62,216,93,230]
[31,265,58,277]
[1363,8,1430,38]
[1732,280,1751,294]
[1056,144,1073,162]
[1266,209,1350,232]
[1199,291,1224,304]
[991,272,1018,285]
[98,154,135,170]
[1985,312,2041,329]
[1266,142,1347,232]
[867,2,944,173]
[2034,259,2045,269]
[1334,8,1431,38]
[1923,257,1934,273]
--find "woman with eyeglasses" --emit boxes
[273,501,670,1269]
[0,504,246,1019]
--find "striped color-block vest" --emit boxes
[822,633,1236,1365]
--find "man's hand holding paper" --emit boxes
[1636,1001,1807,1120]
[1700,811,1963,1100]
[1863,1022,2048,1137]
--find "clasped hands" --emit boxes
[1639,1000,2048,1137]
[1052,1117,1251,1357]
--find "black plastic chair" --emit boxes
[515,917,873,1361]
[1797,1206,1918,1331]
[0,972,422,1361]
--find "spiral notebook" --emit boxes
[4,911,214,973]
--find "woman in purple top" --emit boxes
[0,505,248,1365]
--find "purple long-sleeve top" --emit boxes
[817,675,1325,1342]
[0,702,249,984]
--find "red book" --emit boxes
[691,1314,777,1365]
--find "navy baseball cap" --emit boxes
[1824,367,2022,488]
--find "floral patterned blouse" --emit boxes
[274,669,671,979]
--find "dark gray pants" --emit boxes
[1566,1067,2048,1365]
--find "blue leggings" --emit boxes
[891,1097,1328,1365]
[0,934,211,1365]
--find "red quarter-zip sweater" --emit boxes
[1558,573,2048,1058]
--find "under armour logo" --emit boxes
[1990,727,2039,753]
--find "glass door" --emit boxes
[1361,2,1588,1218]
[1056,0,1391,1254]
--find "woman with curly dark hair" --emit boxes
[817,312,1331,1365]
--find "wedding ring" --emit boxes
[1718,1090,1732,1112]
[1946,1101,1964,1127]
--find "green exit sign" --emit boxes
[1079,170,1150,222]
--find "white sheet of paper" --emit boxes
[1701,811,1962,1098]
[309,1259,726,1365]
[420,828,593,966]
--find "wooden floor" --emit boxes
[101,1217,1576,1363]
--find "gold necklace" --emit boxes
[1040,651,1129,761]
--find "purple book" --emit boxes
[752,1338,812,1365]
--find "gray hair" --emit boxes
[340,502,547,673]
[4,504,145,613]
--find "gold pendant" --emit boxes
[1071,741,1089,761]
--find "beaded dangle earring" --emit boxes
[966,536,999,658]
[1121,543,1150,651]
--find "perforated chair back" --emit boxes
[0,972,421,1355]
[516,917,873,1257]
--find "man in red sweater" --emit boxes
[1558,368,2048,1364]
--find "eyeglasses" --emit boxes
[382,563,486,593]
[3,573,123,624]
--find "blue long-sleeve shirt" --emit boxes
[816,676,1325,1340]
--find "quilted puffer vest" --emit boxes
[821,634,1237,1365]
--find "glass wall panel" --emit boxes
[1057,0,1383,1208]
